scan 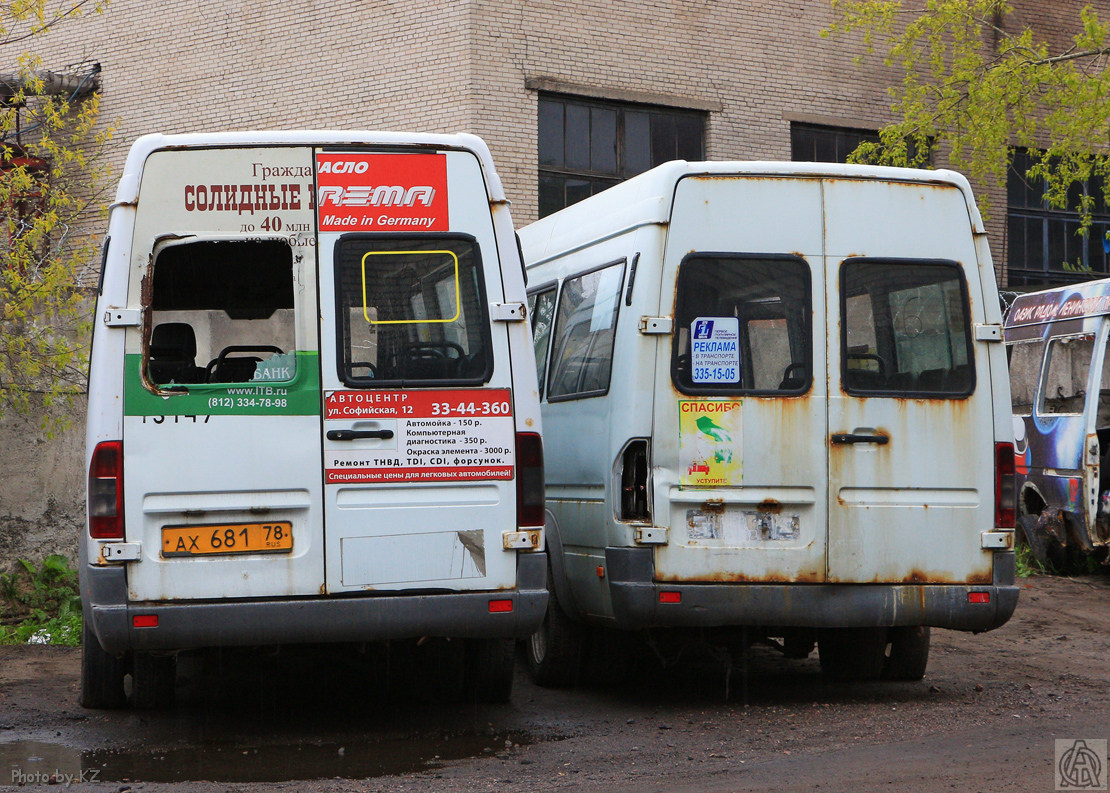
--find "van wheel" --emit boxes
[1017,515,1051,566]
[818,627,887,681]
[883,626,930,681]
[466,638,515,703]
[525,586,582,687]
[130,651,177,709]
[79,621,127,709]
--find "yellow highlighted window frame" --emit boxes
[359,250,461,325]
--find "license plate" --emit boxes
[162,521,293,557]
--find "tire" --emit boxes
[883,626,930,681]
[130,651,177,709]
[1017,514,1051,567]
[524,585,582,687]
[466,638,515,704]
[79,620,128,709]
[818,627,887,681]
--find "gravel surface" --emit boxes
[1,572,1108,792]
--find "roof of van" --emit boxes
[519,160,984,266]
[1004,277,1110,331]
[114,130,505,205]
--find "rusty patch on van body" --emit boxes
[655,568,823,584]
[825,566,991,585]
[757,499,783,515]
[701,499,725,514]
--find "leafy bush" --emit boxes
[0,554,82,645]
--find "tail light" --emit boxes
[89,440,124,539]
[995,442,1016,529]
[516,432,544,528]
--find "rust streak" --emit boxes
[757,498,783,515]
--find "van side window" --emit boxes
[547,261,624,400]
[671,255,811,395]
[841,260,974,396]
[1008,341,1043,414]
[334,236,492,387]
[528,286,557,398]
[1039,335,1094,415]
[146,240,296,387]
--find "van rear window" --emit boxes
[671,254,811,395]
[1039,335,1093,415]
[146,240,296,388]
[333,235,492,387]
[840,260,974,397]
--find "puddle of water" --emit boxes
[0,731,533,784]
[1,741,87,786]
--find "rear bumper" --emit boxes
[605,547,1019,632]
[83,552,547,654]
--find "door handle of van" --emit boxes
[326,429,395,441]
[831,432,889,445]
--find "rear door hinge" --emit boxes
[635,526,669,544]
[974,323,1002,342]
[980,530,1013,550]
[98,542,142,563]
[503,529,543,550]
[103,309,142,327]
[491,302,526,322]
[639,316,672,335]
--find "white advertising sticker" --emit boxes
[690,317,741,384]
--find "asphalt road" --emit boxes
[1,572,1108,792]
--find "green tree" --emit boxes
[824,1,1110,222]
[0,0,111,427]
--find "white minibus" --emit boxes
[82,131,545,707]
[519,161,1017,684]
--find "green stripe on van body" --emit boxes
[123,352,321,416]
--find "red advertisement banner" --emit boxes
[315,152,448,232]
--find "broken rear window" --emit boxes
[146,239,297,388]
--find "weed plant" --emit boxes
[0,555,81,645]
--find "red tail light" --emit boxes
[89,440,124,539]
[516,432,544,528]
[995,442,1016,529]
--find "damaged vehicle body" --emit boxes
[1005,279,1110,568]
[519,161,1018,685]
[82,131,546,708]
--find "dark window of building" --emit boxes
[790,123,880,163]
[538,94,705,217]
[1007,148,1110,287]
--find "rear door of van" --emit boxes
[124,145,324,602]
[315,148,519,593]
[652,175,830,583]
[823,177,995,584]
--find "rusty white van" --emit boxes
[1005,278,1110,568]
[518,160,1018,685]
[81,131,545,708]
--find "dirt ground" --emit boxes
[2,572,1109,792]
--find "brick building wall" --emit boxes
[3,0,1104,262]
